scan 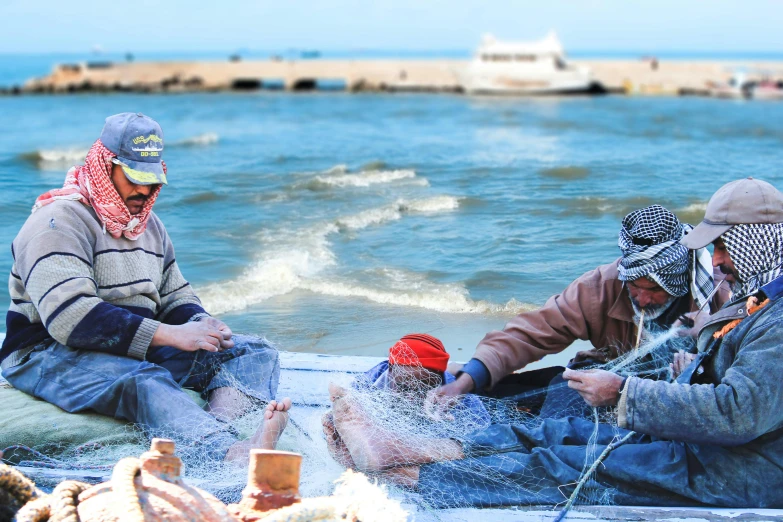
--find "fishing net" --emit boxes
[1,320,694,518]
[317,320,695,515]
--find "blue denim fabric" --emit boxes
[418,418,696,509]
[418,292,783,509]
[1,335,280,462]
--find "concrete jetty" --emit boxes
[13,58,783,95]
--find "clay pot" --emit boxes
[228,450,303,522]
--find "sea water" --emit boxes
[1,90,782,361]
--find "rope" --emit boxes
[0,460,45,515]
[111,458,146,522]
[553,430,636,522]
[15,496,52,522]
[49,480,90,522]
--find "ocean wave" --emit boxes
[303,169,424,190]
[335,196,461,231]
[301,279,534,314]
[173,132,219,147]
[198,197,464,314]
[19,133,217,168]
[20,147,88,167]
[675,202,708,225]
[201,260,533,316]
[198,223,338,314]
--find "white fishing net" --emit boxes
[1,321,694,517]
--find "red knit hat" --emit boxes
[388,333,449,373]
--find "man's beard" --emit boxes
[718,264,740,291]
[628,289,677,322]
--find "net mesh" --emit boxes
[1,320,694,516]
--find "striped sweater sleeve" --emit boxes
[14,225,159,360]
[157,226,210,325]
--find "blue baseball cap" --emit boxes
[100,112,167,185]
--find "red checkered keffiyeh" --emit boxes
[32,140,164,240]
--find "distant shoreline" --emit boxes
[3,51,783,90]
[5,57,783,97]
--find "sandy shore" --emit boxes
[14,58,783,95]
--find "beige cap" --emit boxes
[681,177,783,249]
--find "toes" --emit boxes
[267,400,277,411]
[282,397,292,411]
[329,382,347,402]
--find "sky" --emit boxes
[1,0,782,54]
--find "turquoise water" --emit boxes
[1,93,782,358]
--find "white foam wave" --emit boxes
[678,202,707,213]
[335,196,460,231]
[30,148,88,164]
[199,197,469,315]
[314,169,419,188]
[175,132,219,146]
[199,223,338,314]
[401,195,460,213]
[302,277,532,315]
[322,164,348,175]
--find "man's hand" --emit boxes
[423,373,474,421]
[152,322,225,353]
[670,350,698,379]
[562,368,624,407]
[198,316,234,350]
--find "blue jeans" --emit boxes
[418,417,698,509]
[2,334,280,461]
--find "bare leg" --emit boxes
[322,411,356,469]
[206,387,254,423]
[328,383,464,472]
[224,397,292,463]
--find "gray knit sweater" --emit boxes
[1,200,209,365]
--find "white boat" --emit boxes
[1,332,782,521]
[460,31,600,95]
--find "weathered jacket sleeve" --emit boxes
[156,225,210,325]
[473,266,605,388]
[619,316,783,445]
[14,216,159,360]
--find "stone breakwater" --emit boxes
[6,58,783,96]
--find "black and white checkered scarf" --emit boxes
[722,223,783,300]
[618,205,714,309]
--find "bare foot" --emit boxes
[223,397,292,463]
[329,382,465,473]
[255,398,292,450]
[329,383,403,472]
[322,411,356,469]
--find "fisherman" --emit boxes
[0,113,290,463]
[322,334,490,468]
[427,204,727,416]
[326,178,783,508]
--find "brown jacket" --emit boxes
[473,259,729,388]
